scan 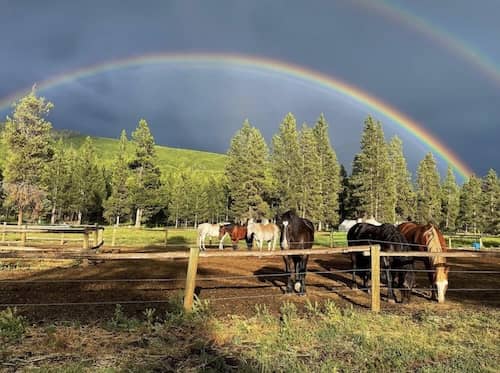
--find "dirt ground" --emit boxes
[0,245,499,322]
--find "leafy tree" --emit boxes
[2,88,54,224]
[128,119,161,227]
[271,113,302,213]
[225,120,270,221]
[338,164,356,222]
[440,165,460,231]
[457,175,482,232]
[103,130,131,225]
[387,136,415,221]
[481,169,499,233]
[350,116,394,221]
[313,114,341,229]
[298,123,322,221]
[415,152,441,224]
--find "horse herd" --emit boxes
[197,211,449,304]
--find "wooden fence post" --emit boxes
[164,226,168,247]
[448,237,452,249]
[83,230,89,250]
[371,245,381,313]
[93,223,99,245]
[2,222,6,243]
[479,236,483,249]
[21,225,27,246]
[112,225,117,247]
[184,246,200,312]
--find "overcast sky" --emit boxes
[1,0,499,182]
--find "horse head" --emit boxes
[423,224,449,303]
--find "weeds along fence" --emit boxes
[0,223,105,249]
[1,244,499,314]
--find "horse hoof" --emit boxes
[388,298,396,304]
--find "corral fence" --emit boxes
[1,244,498,313]
[1,223,105,250]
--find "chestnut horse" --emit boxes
[398,222,449,303]
[219,224,253,250]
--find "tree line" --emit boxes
[1,89,498,233]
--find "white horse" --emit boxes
[197,223,224,251]
[247,222,280,251]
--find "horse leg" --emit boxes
[351,254,358,289]
[219,232,227,250]
[383,258,396,303]
[297,255,309,295]
[283,256,293,293]
[425,259,437,301]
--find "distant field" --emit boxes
[0,133,226,175]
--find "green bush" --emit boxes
[0,307,26,343]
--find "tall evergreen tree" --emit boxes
[416,152,441,224]
[440,165,460,231]
[313,114,341,229]
[271,113,302,213]
[481,169,499,233]
[225,120,270,221]
[388,136,415,221]
[2,88,54,224]
[71,137,106,224]
[43,139,71,224]
[350,116,394,221]
[128,119,161,227]
[103,130,131,225]
[457,175,482,232]
[298,123,322,221]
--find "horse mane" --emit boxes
[424,224,446,265]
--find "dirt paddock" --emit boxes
[0,247,499,322]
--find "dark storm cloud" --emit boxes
[0,0,499,178]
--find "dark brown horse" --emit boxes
[398,222,449,303]
[277,210,314,295]
[347,223,415,304]
[219,224,253,250]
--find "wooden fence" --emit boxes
[0,223,105,250]
[1,244,496,313]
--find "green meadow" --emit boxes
[0,132,226,176]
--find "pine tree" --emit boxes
[440,165,460,231]
[313,114,341,229]
[103,130,131,225]
[298,123,322,221]
[416,152,441,224]
[71,137,106,224]
[2,88,54,224]
[271,113,302,213]
[388,136,415,221]
[457,175,482,232]
[481,169,499,233]
[43,139,72,224]
[128,119,161,227]
[225,120,270,221]
[350,116,394,221]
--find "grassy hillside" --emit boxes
[0,132,226,175]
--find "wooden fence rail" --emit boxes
[0,224,105,250]
[0,244,497,313]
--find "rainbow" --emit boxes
[0,52,473,178]
[356,0,500,86]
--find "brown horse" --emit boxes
[219,224,253,250]
[398,222,449,303]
